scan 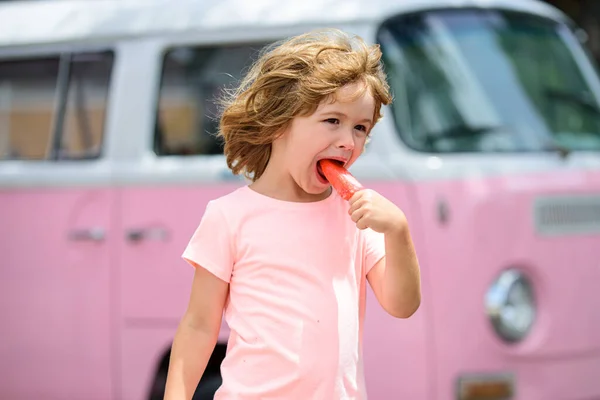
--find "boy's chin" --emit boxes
[304,185,332,197]
[294,176,331,198]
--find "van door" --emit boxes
[0,51,115,400]
[117,41,270,399]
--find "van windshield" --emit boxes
[378,9,600,153]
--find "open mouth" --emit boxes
[316,159,344,183]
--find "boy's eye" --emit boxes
[323,118,368,134]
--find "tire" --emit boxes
[148,371,167,400]
[192,375,223,400]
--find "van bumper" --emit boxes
[456,355,600,400]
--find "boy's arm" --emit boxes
[366,224,421,319]
[348,189,421,318]
[164,266,229,400]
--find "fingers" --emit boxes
[349,189,376,230]
[350,201,370,230]
[355,215,369,230]
[350,207,365,223]
[348,189,372,215]
[350,208,368,230]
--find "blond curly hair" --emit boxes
[217,28,392,181]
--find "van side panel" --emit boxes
[118,183,241,399]
[361,181,431,400]
[0,186,114,400]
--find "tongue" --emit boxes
[318,159,364,201]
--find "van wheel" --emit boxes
[148,344,226,400]
[192,374,222,399]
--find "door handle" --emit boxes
[68,227,105,242]
[126,227,168,242]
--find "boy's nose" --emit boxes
[335,131,355,150]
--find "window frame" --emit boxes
[0,46,115,163]
[153,41,272,158]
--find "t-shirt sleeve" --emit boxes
[362,227,386,275]
[182,201,234,283]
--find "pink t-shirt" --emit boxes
[182,185,385,399]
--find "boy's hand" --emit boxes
[348,189,407,234]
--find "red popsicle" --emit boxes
[318,159,364,200]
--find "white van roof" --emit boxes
[0,0,567,47]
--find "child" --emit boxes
[164,28,421,400]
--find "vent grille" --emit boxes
[534,195,600,236]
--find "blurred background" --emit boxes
[1,0,600,400]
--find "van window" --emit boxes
[59,52,113,159]
[0,51,113,161]
[155,43,269,156]
[379,9,600,153]
[0,57,59,160]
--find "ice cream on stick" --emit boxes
[318,159,364,201]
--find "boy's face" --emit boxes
[275,81,376,197]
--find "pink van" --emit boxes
[1,0,600,399]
